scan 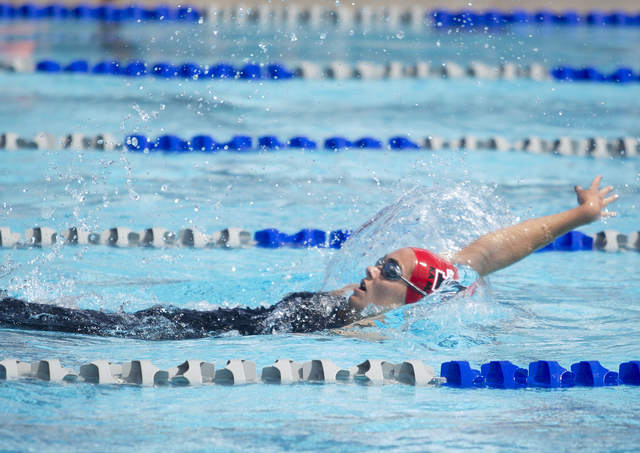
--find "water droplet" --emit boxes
[40,206,54,219]
[396,30,404,39]
[320,33,326,40]
[161,184,169,191]
[194,205,200,212]
[290,32,297,42]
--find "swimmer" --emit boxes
[0,176,617,339]
[344,175,617,311]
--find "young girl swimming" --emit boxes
[0,176,616,339]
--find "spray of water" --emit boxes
[321,182,517,291]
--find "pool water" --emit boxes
[1,16,640,453]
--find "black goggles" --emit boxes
[375,257,427,298]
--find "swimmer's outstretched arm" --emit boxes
[453,175,618,277]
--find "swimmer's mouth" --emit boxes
[359,280,366,292]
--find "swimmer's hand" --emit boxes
[575,175,618,221]
[330,284,359,296]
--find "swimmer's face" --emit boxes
[348,247,416,311]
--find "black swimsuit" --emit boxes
[0,292,358,340]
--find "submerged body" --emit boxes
[0,292,355,340]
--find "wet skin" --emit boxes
[347,247,417,311]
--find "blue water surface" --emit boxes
[1,16,640,453]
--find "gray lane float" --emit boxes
[169,360,216,385]
[214,359,257,384]
[31,359,78,382]
[0,358,32,379]
[301,359,342,382]
[261,359,303,384]
[121,360,169,385]
[79,360,122,384]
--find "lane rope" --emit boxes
[1,357,638,388]
[10,60,640,83]
[1,4,639,29]
[2,132,638,158]
[0,227,635,252]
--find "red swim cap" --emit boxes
[405,248,458,304]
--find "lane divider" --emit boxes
[0,227,635,252]
[6,132,640,158]
[0,226,352,249]
[10,60,553,81]
[0,4,639,29]
[1,357,638,387]
[21,60,640,83]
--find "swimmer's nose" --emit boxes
[365,265,379,279]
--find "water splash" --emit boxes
[131,102,159,122]
[321,183,516,291]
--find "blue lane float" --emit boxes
[223,136,252,151]
[210,63,235,79]
[239,64,262,79]
[481,361,528,388]
[192,135,217,152]
[619,361,640,385]
[355,138,383,149]
[325,137,352,150]
[258,136,286,150]
[64,60,89,73]
[389,137,420,149]
[528,361,575,388]
[537,231,593,252]
[267,64,295,79]
[0,3,203,21]
[152,63,177,78]
[431,9,640,27]
[551,66,640,82]
[440,361,484,388]
[571,361,619,386]
[254,228,349,248]
[288,137,317,149]
[36,60,61,72]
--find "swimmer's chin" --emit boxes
[348,291,402,312]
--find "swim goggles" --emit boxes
[375,257,427,298]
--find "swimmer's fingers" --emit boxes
[590,175,603,190]
[603,193,618,207]
[600,185,614,197]
[600,193,619,217]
